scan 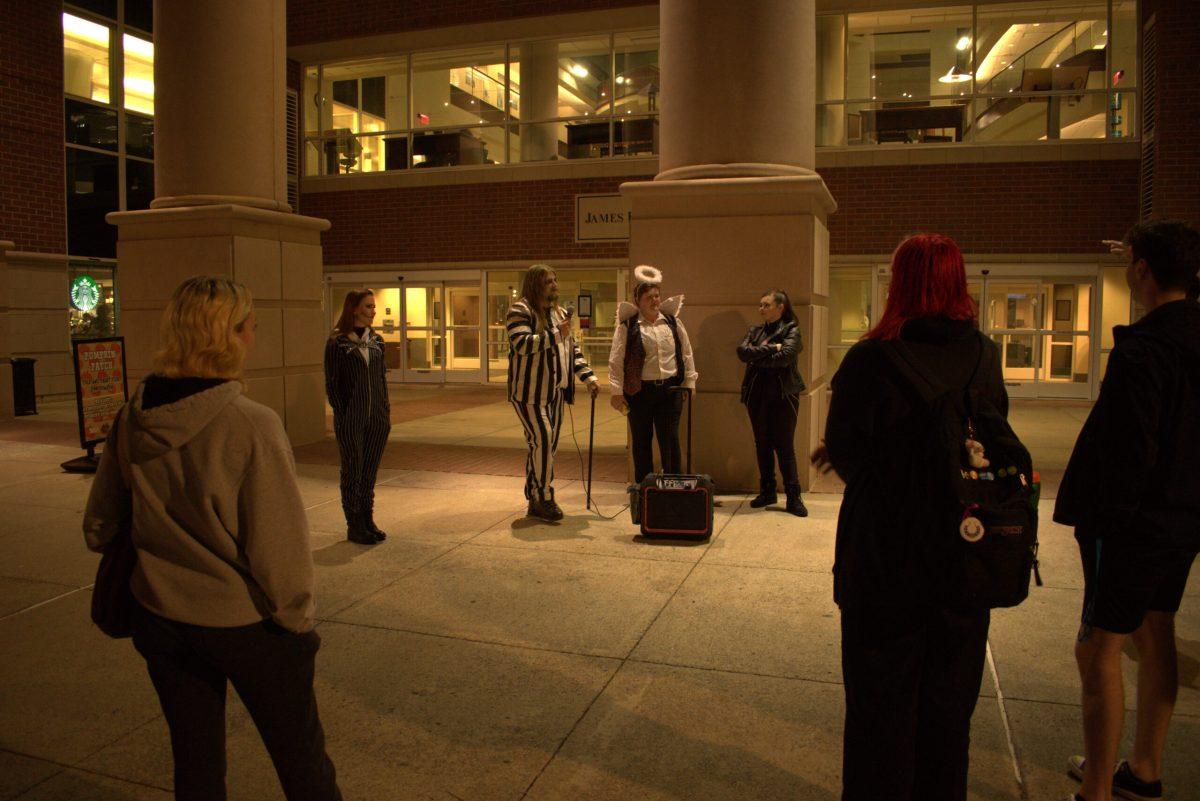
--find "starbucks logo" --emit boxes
[71,275,101,312]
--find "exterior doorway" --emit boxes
[328,279,484,384]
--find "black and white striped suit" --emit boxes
[506,299,595,502]
[324,328,391,525]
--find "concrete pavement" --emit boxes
[0,397,1197,800]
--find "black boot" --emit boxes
[363,511,387,542]
[749,481,777,508]
[346,512,376,544]
[785,484,808,517]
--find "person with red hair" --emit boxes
[818,234,1009,801]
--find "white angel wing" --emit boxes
[616,301,638,323]
[659,294,685,317]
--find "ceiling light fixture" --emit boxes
[570,64,589,78]
[956,36,971,51]
[938,66,972,84]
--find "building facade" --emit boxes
[1,0,1197,416]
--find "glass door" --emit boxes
[402,285,445,382]
[984,281,1043,399]
[445,283,483,382]
[982,278,1095,400]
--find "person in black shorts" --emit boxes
[1055,220,1200,801]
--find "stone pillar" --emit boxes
[622,0,835,492]
[657,0,816,180]
[152,0,289,211]
[519,40,561,162]
[107,0,331,445]
[0,241,12,419]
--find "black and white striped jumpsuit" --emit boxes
[324,329,391,526]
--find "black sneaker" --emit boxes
[1067,756,1163,801]
[528,500,563,522]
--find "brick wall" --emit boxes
[303,176,634,264]
[289,0,653,46]
[1143,0,1200,222]
[304,161,1138,265]
[0,3,64,253]
[821,160,1141,255]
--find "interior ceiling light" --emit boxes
[123,34,153,59]
[616,76,625,84]
[938,66,973,84]
[63,12,109,45]
[570,63,589,78]
[956,36,971,51]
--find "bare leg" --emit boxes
[1076,626,1128,801]
[1128,611,1178,782]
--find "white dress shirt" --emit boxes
[608,313,699,395]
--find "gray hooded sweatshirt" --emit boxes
[84,380,315,633]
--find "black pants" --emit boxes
[627,381,684,483]
[132,605,341,801]
[333,409,390,523]
[747,385,800,488]
[840,604,990,801]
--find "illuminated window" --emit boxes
[63,12,111,103]
[817,1,1138,147]
[123,34,154,115]
[63,5,156,257]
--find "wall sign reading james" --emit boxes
[575,194,632,242]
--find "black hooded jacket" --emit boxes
[825,317,1007,609]
[1055,300,1200,549]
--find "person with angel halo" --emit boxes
[608,265,699,484]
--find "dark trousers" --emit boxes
[333,410,390,523]
[132,605,341,801]
[840,604,990,801]
[747,385,800,488]
[627,380,684,483]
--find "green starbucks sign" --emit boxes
[71,275,101,312]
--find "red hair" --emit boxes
[865,234,976,341]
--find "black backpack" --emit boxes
[884,338,1043,609]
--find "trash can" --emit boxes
[11,357,36,416]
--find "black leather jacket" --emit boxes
[738,319,806,402]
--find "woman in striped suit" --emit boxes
[324,289,391,544]
[507,264,599,521]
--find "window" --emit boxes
[817,2,1138,146]
[63,6,156,258]
[826,268,873,373]
[304,31,660,176]
[68,263,118,340]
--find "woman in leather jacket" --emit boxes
[737,289,807,516]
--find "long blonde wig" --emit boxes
[155,276,254,379]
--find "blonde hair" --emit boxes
[155,276,254,379]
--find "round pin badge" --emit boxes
[959,516,985,542]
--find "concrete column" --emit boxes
[519,40,561,162]
[0,241,12,419]
[107,0,332,445]
[657,0,816,180]
[151,0,289,211]
[623,0,836,492]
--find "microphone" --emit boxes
[564,303,575,320]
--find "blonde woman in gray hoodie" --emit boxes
[84,276,341,801]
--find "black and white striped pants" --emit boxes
[511,390,565,503]
[333,410,390,522]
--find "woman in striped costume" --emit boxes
[324,289,391,544]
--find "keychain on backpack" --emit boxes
[959,503,985,542]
